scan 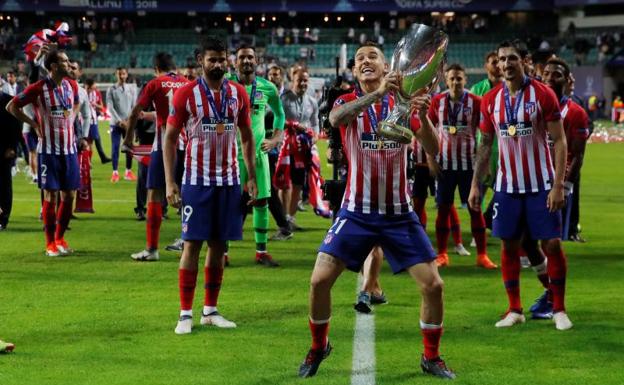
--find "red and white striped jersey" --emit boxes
[167,79,251,186]
[428,90,480,171]
[410,137,428,165]
[556,98,590,175]
[333,91,422,215]
[137,72,189,152]
[86,88,101,125]
[13,77,79,155]
[480,78,561,194]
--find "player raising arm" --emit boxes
[298,41,454,380]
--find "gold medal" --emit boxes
[216,123,225,135]
[63,110,70,118]
[449,125,457,135]
[508,124,517,136]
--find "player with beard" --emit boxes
[468,40,573,330]
[226,44,285,267]
[298,42,454,380]
[123,52,190,261]
[7,50,80,256]
[163,36,256,334]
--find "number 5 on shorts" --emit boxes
[492,202,499,219]
[182,205,193,222]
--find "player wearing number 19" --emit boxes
[298,42,455,380]
[163,37,257,334]
[123,52,189,261]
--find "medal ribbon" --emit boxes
[236,76,257,109]
[51,77,71,111]
[356,86,389,134]
[446,90,467,126]
[200,77,229,123]
[503,76,529,126]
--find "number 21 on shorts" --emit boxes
[328,217,347,234]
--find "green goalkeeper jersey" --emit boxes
[226,74,285,157]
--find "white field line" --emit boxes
[351,275,376,385]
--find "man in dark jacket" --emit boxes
[0,91,23,230]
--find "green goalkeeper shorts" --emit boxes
[239,152,271,200]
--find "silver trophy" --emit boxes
[378,24,448,144]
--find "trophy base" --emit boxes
[378,121,414,144]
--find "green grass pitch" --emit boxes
[1,122,623,384]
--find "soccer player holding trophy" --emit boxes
[299,25,455,380]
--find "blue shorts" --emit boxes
[318,208,436,274]
[492,190,562,240]
[88,123,100,141]
[436,169,472,205]
[38,153,80,191]
[24,131,38,152]
[180,184,243,241]
[146,150,165,190]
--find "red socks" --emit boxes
[545,248,567,312]
[421,327,443,360]
[42,200,56,245]
[450,205,462,245]
[146,201,162,251]
[501,246,522,312]
[469,208,487,255]
[309,319,329,351]
[54,199,73,241]
[204,266,223,307]
[435,205,451,254]
[178,269,198,311]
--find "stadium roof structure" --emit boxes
[2,0,616,13]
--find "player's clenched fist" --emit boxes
[377,71,402,96]
[410,92,431,119]
[166,183,181,209]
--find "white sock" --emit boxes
[180,309,192,318]
[309,316,331,325]
[203,306,217,315]
[420,320,442,329]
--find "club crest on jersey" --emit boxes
[182,223,188,233]
[254,90,263,100]
[323,233,333,244]
[524,102,536,115]
[463,107,471,116]
[228,98,238,111]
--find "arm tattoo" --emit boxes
[473,132,493,184]
[329,91,379,128]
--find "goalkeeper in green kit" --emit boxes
[227,44,285,267]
